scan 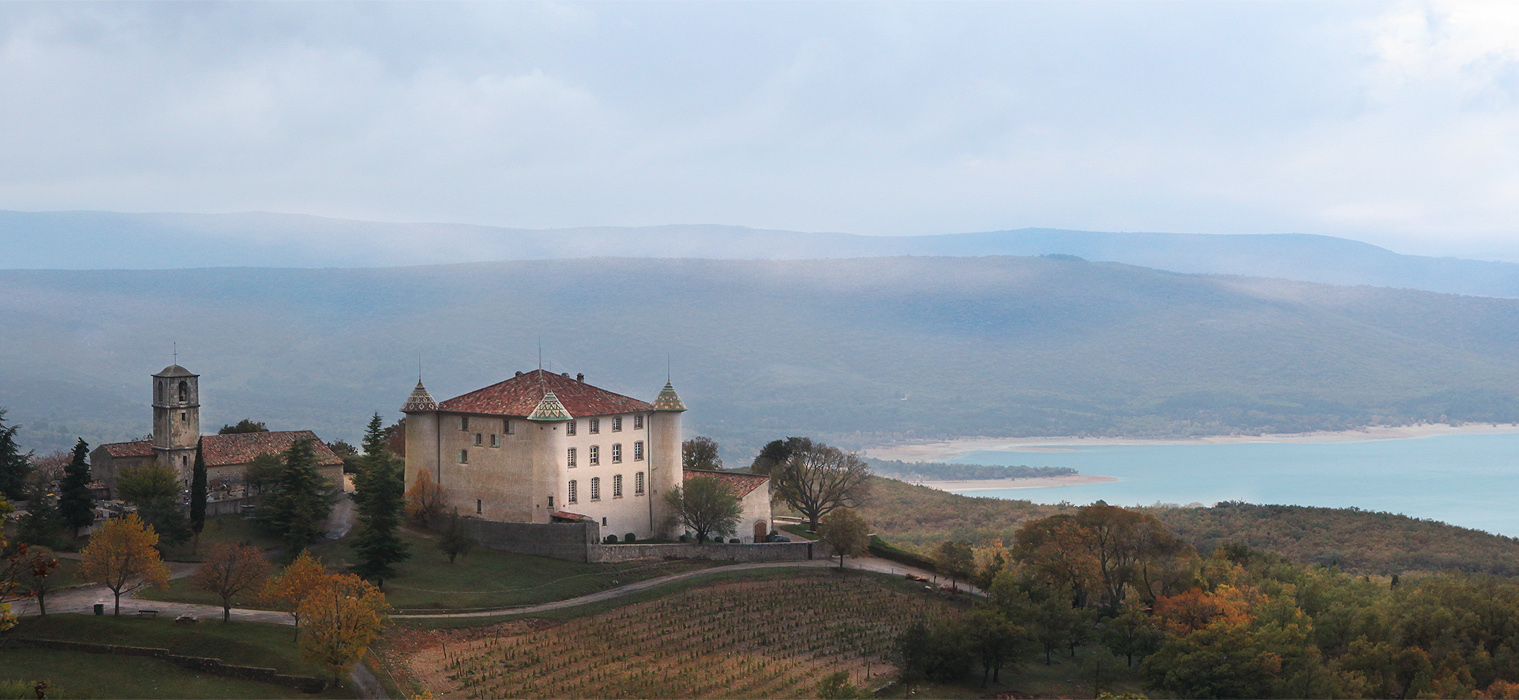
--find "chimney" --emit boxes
[561,372,569,378]
[515,371,523,377]
[576,373,584,383]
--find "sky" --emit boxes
[4,1,1519,259]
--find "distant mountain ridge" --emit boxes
[5,255,1519,457]
[7,209,1519,298]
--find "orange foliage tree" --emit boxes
[404,469,445,526]
[80,513,171,615]
[191,543,272,622]
[1152,584,1262,636]
[261,549,329,633]
[298,572,390,684]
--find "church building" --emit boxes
[401,369,768,541]
[92,364,345,496]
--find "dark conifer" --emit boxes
[0,408,34,501]
[190,438,207,551]
[352,413,410,585]
[19,484,64,549]
[257,439,334,554]
[57,437,95,538]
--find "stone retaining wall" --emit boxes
[589,541,816,563]
[14,638,327,693]
[464,519,601,562]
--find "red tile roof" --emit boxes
[684,469,769,499]
[551,511,594,522]
[99,440,154,458]
[437,369,654,418]
[201,431,345,468]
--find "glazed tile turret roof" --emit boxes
[436,369,653,418]
[400,381,438,413]
[652,382,686,412]
[527,388,573,422]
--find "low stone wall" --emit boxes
[14,638,326,693]
[589,541,815,563]
[465,519,601,562]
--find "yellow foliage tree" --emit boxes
[298,572,390,685]
[261,549,329,632]
[0,536,23,631]
[404,469,444,526]
[79,513,170,615]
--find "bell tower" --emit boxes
[152,363,201,481]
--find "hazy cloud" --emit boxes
[4,2,1519,258]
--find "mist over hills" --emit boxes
[8,209,1519,298]
[5,255,1519,458]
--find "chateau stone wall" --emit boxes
[589,541,815,563]
[464,518,601,562]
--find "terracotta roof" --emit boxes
[200,431,345,468]
[551,511,593,522]
[437,369,654,418]
[684,469,769,499]
[99,440,154,458]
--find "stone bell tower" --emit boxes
[152,363,201,481]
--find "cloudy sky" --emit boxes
[4,1,1519,258]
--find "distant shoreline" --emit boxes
[914,474,1119,491]
[863,423,1519,463]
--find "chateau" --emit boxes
[91,363,345,496]
[401,369,772,541]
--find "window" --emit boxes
[635,414,644,429]
[635,472,645,495]
[613,474,623,498]
[602,517,608,526]
[548,495,554,509]
[458,449,469,464]
[473,433,483,446]
[181,455,188,467]
[476,499,482,514]
[156,382,164,403]
[567,480,578,504]
[566,420,576,436]
[567,447,577,467]
[459,415,469,431]
[591,477,600,501]
[178,381,188,402]
[180,411,186,422]
[490,434,500,448]
[589,445,600,465]
[634,441,644,461]
[504,419,514,435]
[612,444,622,463]
[589,418,600,434]
[612,416,622,432]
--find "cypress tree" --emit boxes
[0,408,34,501]
[257,439,334,554]
[352,413,409,585]
[190,438,207,551]
[57,437,95,538]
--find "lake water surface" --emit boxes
[948,432,1519,537]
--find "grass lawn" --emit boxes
[306,526,717,611]
[3,614,356,698]
[780,522,819,540]
[159,514,282,563]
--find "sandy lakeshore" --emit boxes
[864,423,1519,463]
[914,474,1118,491]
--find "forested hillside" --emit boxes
[6,256,1519,455]
[861,477,1519,576]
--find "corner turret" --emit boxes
[652,382,686,412]
[401,381,438,413]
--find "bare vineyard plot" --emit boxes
[405,574,959,699]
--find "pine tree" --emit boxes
[351,413,409,585]
[57,437,95,539]
[0,408,34,501]
[257,439,335,554]
[18,485,63,549]
[190,439,207,551]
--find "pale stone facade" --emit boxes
[402,369,751,540]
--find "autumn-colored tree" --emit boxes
[1151,584,1261,637]
[1,536,32,631]
[79,513,171,615]
[297,572,390,685]
[817,507,870,568]
[1011,513,1100,605]
[191,543,271,622]
[15,545,61,616]
[262,549,329,633]
[404,469,445,527]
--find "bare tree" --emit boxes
[772,442,871,531]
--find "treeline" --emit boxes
[866,459,1075,482]
[903,505,1519,698]
[861,476,1519,576]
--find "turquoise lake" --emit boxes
[948,431,1519,537]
